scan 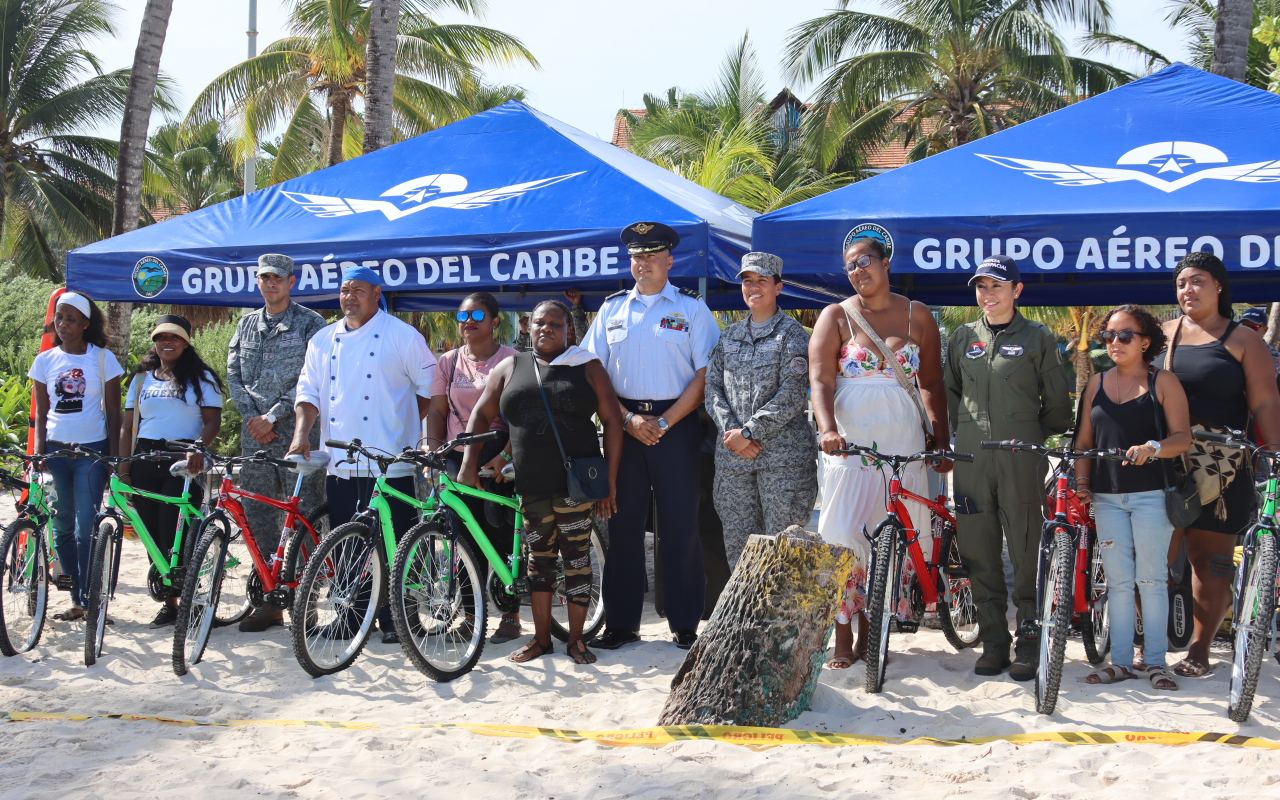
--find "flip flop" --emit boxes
[1172,657,1211,678]
[54,607,85,621]
[1147,666,1179,690]
[1085,665,1135,684]
[566,640,597,665]
[508,638,554,664]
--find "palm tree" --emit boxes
[144,121,242,217]
[363,0,399,153]
[784,0,1132,168]
[183,0,538,185]
[1213,0,1256,80]
[622,34,850,213]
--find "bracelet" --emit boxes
[501,450,512,463]
[623,411,635,428]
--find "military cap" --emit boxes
[257,253,295,278]
[735,251,783,280]
[968,254,1020,285]
[621,221,680,254]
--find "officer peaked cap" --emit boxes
[621,221,679,254]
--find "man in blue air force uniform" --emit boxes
[582,222,720,650]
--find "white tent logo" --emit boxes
[282,171,585,221]
[976,142,1280,193]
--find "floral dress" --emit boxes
[817,302,931,624]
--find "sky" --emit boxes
[93,0,1196,142]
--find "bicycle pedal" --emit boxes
[897,621,919,634]
[942,564,970,578]
[54,575,74,591]
[512,578,530,595]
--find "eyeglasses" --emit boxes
[455,310,487,323]
[843,254,883,273]
[1100,330,1139,344]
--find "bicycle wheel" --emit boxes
[1035,526,1075,715]
[172,524,228,675]
[1081,529,1110,665]
[211,517,252,627]
[549,527,607,643]
[290,522,384,677]
[84,519,121,667]
[864,520,901,694]
[0,519,49,655]
[1228,531,1277,723]
[282,505,329,585]
[390,520,486,681]
[937,526,979,651]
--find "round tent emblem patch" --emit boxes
[843,223,894,260]
[132,257,168,299]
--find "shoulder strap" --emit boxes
[1164,316,1182,371]
[837,302,857,345]
[445,350,465,425]
[906,300,913,343]
[841,299,934,438]
[126,372,141,456]
[531,353,572,469]
[97,345,107,410]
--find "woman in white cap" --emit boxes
[28,292,124,621]
[119,315,223,628]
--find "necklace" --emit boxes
[1114,369,1140,403]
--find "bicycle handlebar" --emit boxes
[163,439,296,469]
[1191,430,1230,444]
[980,440,1133,462]
[830,446,974,465]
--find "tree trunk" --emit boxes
[1072,342,1094,395]
[106,0,174,364]
[363,0,399,154]
[657,528,852,728]
[328,95,350,167]
[1068,306,1095,395]
[1212,0,1253,82]
[1266,303,1280,350]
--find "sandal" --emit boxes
[489,616,522,644]
[508,638,554,664]
[1085,665,1135,684]
[1147,665,1179,690]
[1172,657,1212,678]
[826,652,861,670]
[54,606,85,622]
[566,640,597,665]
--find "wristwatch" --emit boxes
[657,418,669,431]
[741,427,754,441]
[264,411,277,424]
[1146,439,1162,456]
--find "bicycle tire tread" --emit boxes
[1036,528,1074,715]
[290,522,383,678]
[172,524,227,676]
[864,522,898,694]
[0,519,47,656]
[1228,532,1277,723]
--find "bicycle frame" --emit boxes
[4,467,52,588]
[96,471,202,588]
[1052,482,1096,618]
[427,473,524,587]
[883,476,956,605]
[213,468,319,593]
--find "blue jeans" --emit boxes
[1093,490,1174,669]
[46,439,110,607]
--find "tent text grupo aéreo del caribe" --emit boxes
[752,63,1280,307]
[65,101,756,312]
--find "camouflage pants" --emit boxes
[713,463,818,569]
[238,441,327,557]
[521,494,595,607]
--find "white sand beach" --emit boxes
[2,508,1279,799]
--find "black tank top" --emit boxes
[1155,321,1248,429]
[1089,371,1166,495]
[500,351,601,497]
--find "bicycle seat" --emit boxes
[169,460,203,479]
[285,451,330,472]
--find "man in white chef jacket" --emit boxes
[288,265,436,644]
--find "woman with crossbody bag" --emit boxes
[458,300,624,666]
[809,236,950,670]
[426,292,519,642]
[28,293,123,622]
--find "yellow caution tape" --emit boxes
[1,711,1276,751]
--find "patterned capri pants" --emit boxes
[521,494,595,607]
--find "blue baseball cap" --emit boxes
[968,254,1020,285]
[1242,307,1268,326]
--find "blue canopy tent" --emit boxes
[753,64,1280,307]
[66,101,755,311]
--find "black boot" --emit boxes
[1009,633,1039,682]
[974,641,1011,676]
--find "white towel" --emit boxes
[547,345,600,367]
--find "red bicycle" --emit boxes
[1051,470,1111,666]
[833,446,979,694]
[169,442,330,675]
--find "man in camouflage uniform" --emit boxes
[227,254,328,632]
[705,252,818,568]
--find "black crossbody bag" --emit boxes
[531,354,610,504]
[1149,366,1202,528]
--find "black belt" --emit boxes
[619,398,677,414]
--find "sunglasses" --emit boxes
[455,310,488,323]
[1100,330,1140,344]
[843,254,883,273]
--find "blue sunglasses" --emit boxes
[455,310,487,323]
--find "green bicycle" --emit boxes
[1193,429,1280,723]
[291,434,606,680]
[0,449,68,655]
[77,445,252,666]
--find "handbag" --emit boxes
[841,300,934,441]
[531,353,610,504]
[1164,318,1244,520]
[1148,366,1202,528]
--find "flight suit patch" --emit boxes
[999,345,1024,357]
[965,342,987,359]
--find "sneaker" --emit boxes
[149,604,178,629]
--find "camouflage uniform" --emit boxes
[705,312,818,567]
[227,300,328,555]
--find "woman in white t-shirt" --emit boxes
[119,315,223,628]
[28,293,123,621]
[426,292,520,643]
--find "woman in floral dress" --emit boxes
[809,235,950,669]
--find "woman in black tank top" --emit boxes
[1075,305,1190,689]
[457,300,624,666]
[1158,253,1280,678]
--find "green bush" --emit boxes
[0,277,59,376]
[190,319,241,456]
[0,376,31,448]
